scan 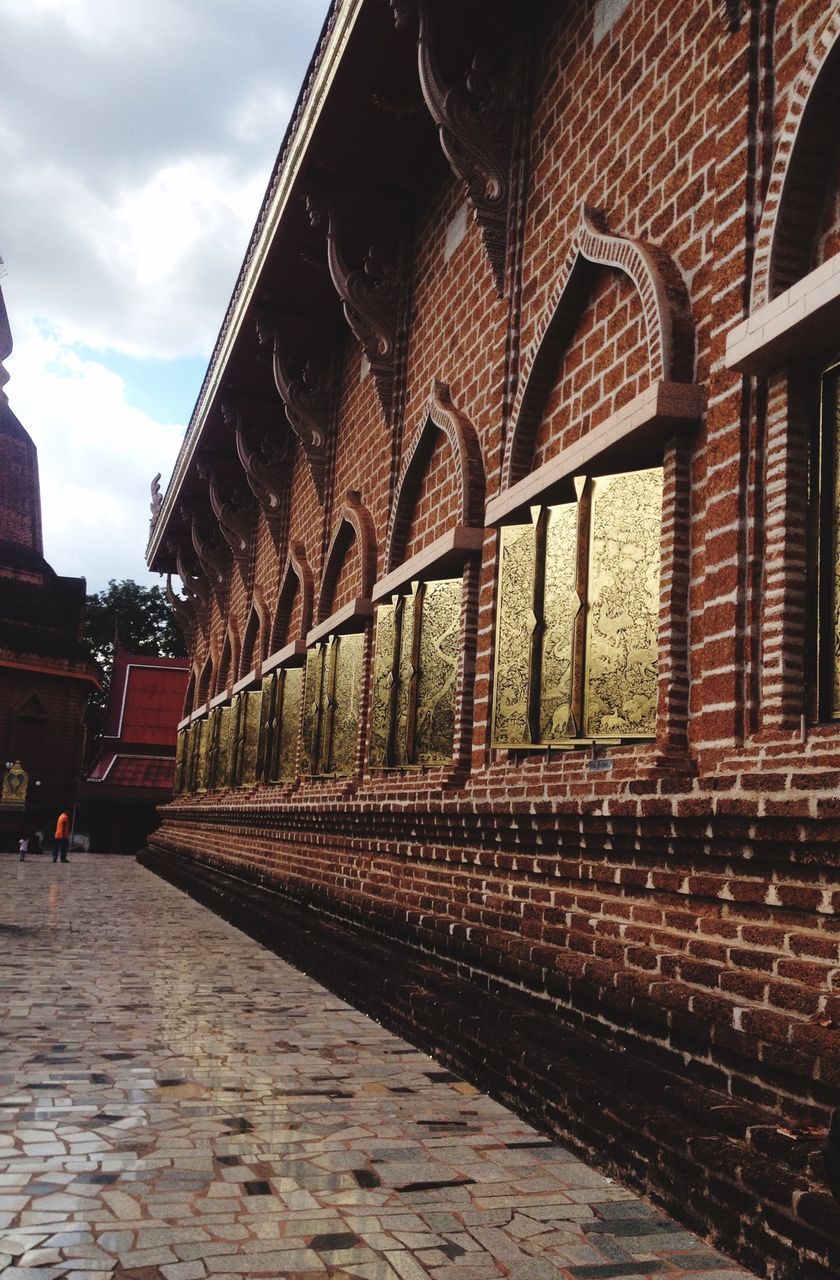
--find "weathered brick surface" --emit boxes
[148,3,840,1276]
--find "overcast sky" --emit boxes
[2,0,329,593]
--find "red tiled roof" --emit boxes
[103,650,189,745]
[108,755,174,788]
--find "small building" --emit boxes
[0,283,99,847]
[81,649,189,853]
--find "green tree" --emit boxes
[84,579,188,749]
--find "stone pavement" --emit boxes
[0,854,756,1280]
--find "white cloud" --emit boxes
[0,0,328,589]
[6,322,184,592]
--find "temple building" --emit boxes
[81,648,189,853]
[0,284,99,846]
[143,3,840,1275]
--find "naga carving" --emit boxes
[165,572,195,644]
[305,194,398,419]
[390,0,512,294]
[195,457,252,563]
[220,394,287,531]
[180,501,229,593]
[255,310,331,500]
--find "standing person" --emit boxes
[18,835,28,862]
[53,811,70,863]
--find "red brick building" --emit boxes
[144,3,840,1274]
[81,649,189,852]
[0,284,99,847]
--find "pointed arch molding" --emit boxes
[751,7,840,312]
[504,204,696,490]
[311,491,377,640]
[385,379,485,575]
[238,589,268,681]
[270,541,315,658]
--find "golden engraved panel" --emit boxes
[300,645,324,775]
[583,467,662,738]
[196,718,209,792]
[174,729,187,795]
[229,694,243,785]
[492,521,537,746]
[217,705,233,788]
[415,578,461,764]
[256,676,274,782]
[540,501,579,742]
[395,589,418,766]
[275,667,302,780]
[240,689,262,786]
[370,603,396,767]
[329,632,363,776]
[205,709,219,790]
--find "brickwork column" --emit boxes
[691,17,756,765]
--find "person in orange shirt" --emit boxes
[53,811,70,864]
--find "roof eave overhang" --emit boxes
[146,0,364,572]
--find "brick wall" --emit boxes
[149,3,840,1275]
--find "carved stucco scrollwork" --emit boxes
[386,378,486,571]
[220,393,287,530]
[180,501,229,593]
[255,309,331,500]
[505,203,696,487]
[390,0,513,294]
[306,194,398,420]
[195,458,253,563]
[165,572,195,645]
[319,490,378,624]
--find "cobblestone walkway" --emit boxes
[0,854,755,1280]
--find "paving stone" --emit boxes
[0,855,757,1280]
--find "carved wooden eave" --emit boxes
[166,573,196,644]
[255,310,331,500]
[181,504,229,594]
[391,0,512,294]
[171,542,211,611]
[306,193,398,419]
[195,458,253,564]
[219,394,287,532]
[145,0,362,572]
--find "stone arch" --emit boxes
[318,490,377,623]
[751,7,840,310]
[504,204,694,488]
[272,541,314,651]
[214,621,239,697]
[386,379,485,572]
[239,592,267,677]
